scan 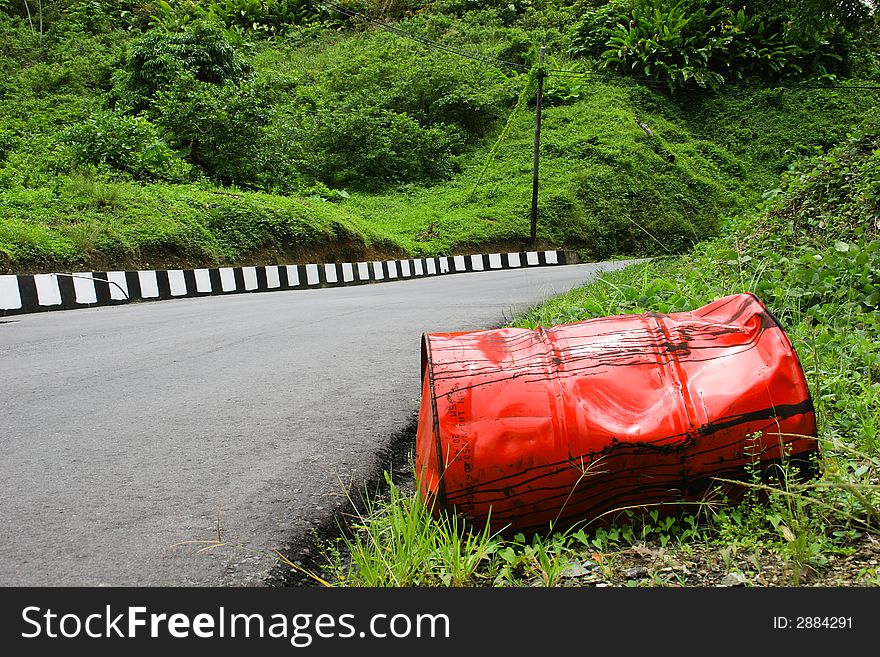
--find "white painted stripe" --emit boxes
[426,259,437,275]
[489,253,503,269]
[372,262,384,280]
[286,265,300,287]
[342,263,354,282]
[219,268,236,292]
[400,259,411,277]
[545,250,559,264]
[470,255,484,271]
[414,259,424,276]
[387,261,398,279]
[453,255,467,272]
[265,266,281,289]
[357,262,370,281]
[138,270,160,298]
[242,266,258,291]
[194,269,212,293]
[306,263,320,286]
[168,270,187,296]
[526,251,540,266]
[439,257,450,274]
[72,273,97,304]
[34,274,62,306]
[324,263,338,284]
[107,271,128,300]
[507,252,522,267]
[0,275,21,310]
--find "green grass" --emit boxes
[340,80,745,259]
[321,471,504,587]
[0,175,404,273]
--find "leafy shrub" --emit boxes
[433,1,572,25]
[148,0,333,34]
[61,110,193,182]
[719,9,810,81]
[0,215,79,267]
[291,103,465,188]
[110,22,253,113]
[330,1,428,19]
[252,28,520,190]
[573,0,863,89]
[316,31,518,138]
[750,0,874,40]
[149,72,271,185]
[106,23,272,185]
[759,120,880,248]
[50,1,115,36]
[568,0,633,60]
[600,0,728,89]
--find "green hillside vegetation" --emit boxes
[1,1,878,272]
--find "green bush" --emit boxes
[433,1,574,25]
[149,73,271,185]
[315,31,519,138]
[149,0,325,35]
[572,0,867,89]
[568,0,633,61]
[110,22,253,114]
[251,27,521,190]
[61,110,193,182]
[292,103,465,188]
[600,0,729,89]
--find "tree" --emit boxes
[111,21,253,114]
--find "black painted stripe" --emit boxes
[121,271,139,301]
[95,272,115,305]
[56,274,77,310]
[277,265,290,290]
[206,269,221,295]
[17,276,38,313]
[232,267,245,293]
[156,270,172,300]
[183,269,198,297]
[255,266,268,292]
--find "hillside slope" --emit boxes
[0,2,877,273]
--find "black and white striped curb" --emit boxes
[0,249,579,316]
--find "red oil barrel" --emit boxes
[415,293,819,533]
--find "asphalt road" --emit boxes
[0,261,633,587]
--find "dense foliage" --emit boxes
[570,0,879,90]
[0,0,877,273]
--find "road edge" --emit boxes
[0,249,580,317]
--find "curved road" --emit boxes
[0,261,633,586]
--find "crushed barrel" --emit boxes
[415,293,819,533]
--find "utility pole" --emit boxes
[530,46,545,249]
